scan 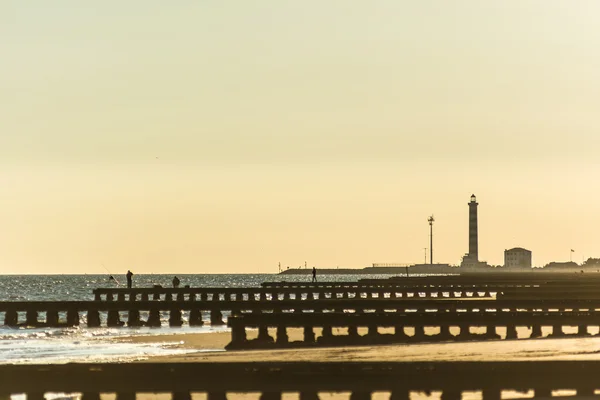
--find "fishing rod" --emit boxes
[102,262,121,285]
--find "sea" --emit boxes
[0,273,399,364]
[3,273,600,369]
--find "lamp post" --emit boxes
[428,215,435,265]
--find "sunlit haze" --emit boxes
[2,1,600,273]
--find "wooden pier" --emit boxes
[3,361,600,399]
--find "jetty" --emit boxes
[3,361,600,399]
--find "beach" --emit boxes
[122,327,600,364]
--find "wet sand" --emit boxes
[122,326,600,364]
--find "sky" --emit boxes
[2,1,600,274]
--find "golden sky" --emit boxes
[2,1,600,273]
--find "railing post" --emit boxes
[481,389,501,400]
[299,391,319,400]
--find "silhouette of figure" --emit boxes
[108,275,115,281]
[312,267,317,283]
[126,270,133,289]
[173,276,180,288]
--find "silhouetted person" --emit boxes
[173,276,180,288]
[312,267,317,282]
[126,270,133,289]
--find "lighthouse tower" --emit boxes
[461,194,486,268]
[468,194,478,261]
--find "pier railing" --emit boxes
[226,308,600,349]
[3,298,600,329]
[92,285,502,302]
[2,361,600,399]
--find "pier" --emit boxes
[2,361,600,399]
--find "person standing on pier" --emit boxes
[173,276,180,288]
[312,267,317,282]
[126,270,133,288]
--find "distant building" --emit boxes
[504,248,532,268]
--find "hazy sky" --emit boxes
[2,1,600,274]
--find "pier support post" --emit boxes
[147,309,161,327]
[207,393,227,400]
[534,388,551,398]
[211,309,225,325]
[350,392,371,400]
[127,310,142,327]
[348,325,359,340]
[530,324,542,338]
[276,325,288,345]
[87,310,101,327]
[67,310,80,326]
[394,325,408,341]
[141,293,149,302]
[189,309,204,326]
[300,392,320,400]
[413,325,426,340]
[304,326,316,343]
[321,325,333,342]
[440,390,461,400]
[260,392,281,400]
[116,393,136,400]
[438,325,452,340]
[389,389,410,400]
[367,324,378,337]
[258,325,273,343]
[46,310,59,327]
[552,324,564,337]
[82,393,101,400]
[107,310,122,327]
[482,389,501,400]
[4,310,18,326]
[26,310,38,326]
[173,392,192,400]
[486,325,500,339]
[26,393,45,400]
[578,325,589,336]
[169,309,183,327]
[505,325,518,340]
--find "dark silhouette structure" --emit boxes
[312,267,317,282]
[468,194,479,260]
[126,270,133,289]
[173,276,180,288]
[3,361,600,399]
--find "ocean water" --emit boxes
[1,273,598,367]
[0,273,398,364]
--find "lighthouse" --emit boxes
[461,194,486,268]
[468,194,478,261]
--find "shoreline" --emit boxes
[121,326,600,364]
